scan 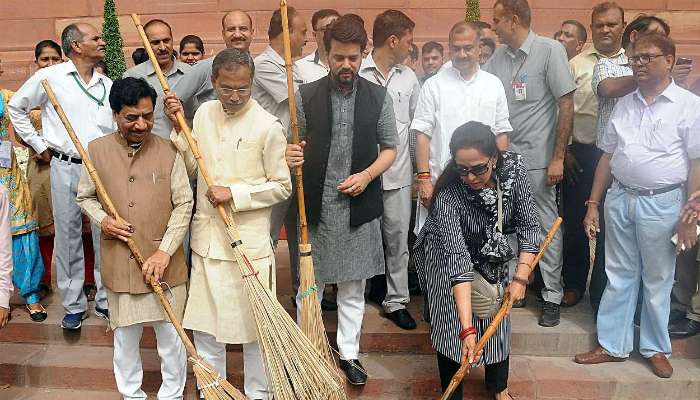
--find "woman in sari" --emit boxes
[0,57,46,322]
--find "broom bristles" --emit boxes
[228,236,347,400]
[191,356,248,400]
[298,244,337,369]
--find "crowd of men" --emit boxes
[0,0,699,397]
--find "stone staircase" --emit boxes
[1,242,699,399]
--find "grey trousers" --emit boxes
[50,157,107,314]
[381,186,412,313]
[509,168,563,304]
[672,245,700,322]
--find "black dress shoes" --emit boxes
[668,318,700,338]
[385,309,417,330]
[340,359,367,385]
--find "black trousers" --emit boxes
[562,142,607,310]
[437,352,509,398]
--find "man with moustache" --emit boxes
[556,20,587,61]
[413,21,511,234]
[296,9,340,84]
[360,9,421,330]
[123,19,208,138]
[165,48,291,399]
[576,33,700,379]
[190,10,255,105]
[77,77,192,399]
[9,22,113,330]
[484,0,576,327]
[286,15,398,385]
[561,2,626,309]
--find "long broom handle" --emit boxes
[130,14,236,234]
[130,14,258,275]
[440,217,563,400]
[40,79,200,358]
[280,0,309,245]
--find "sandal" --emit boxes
[26,304,48,322]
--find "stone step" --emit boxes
[0,387,122,400]
[2,343,699,400]
[3,289,700,359]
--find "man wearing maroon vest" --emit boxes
[77,77,193,399]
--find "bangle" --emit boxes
[363,169,373,181]
[459,326,477,340]
[584,200,599,207]
[512,276,529,286]
[416,173,431,181]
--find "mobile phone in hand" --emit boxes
[676,57,693,65]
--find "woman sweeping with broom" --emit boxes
[414,121,539,400]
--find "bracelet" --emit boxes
[417,171,430,175]
[459,326,477,340]
[584,200,600,207]
[416,173,431,181]
[511,276,529,286]
[363,169,374,181]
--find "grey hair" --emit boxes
[61,24,84,58]
[211,48,255,79]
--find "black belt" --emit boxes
[615,180,683,197]
[50,149,82,164]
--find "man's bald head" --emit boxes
[221,10,254,51]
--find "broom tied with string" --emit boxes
[40,79,247,400]
[440,217,563,400]
[279,0,338,371]
[130,13,346,400]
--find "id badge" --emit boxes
[0,141,12,169]
[512,82,527,101]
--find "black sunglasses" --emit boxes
[453,161,492,177]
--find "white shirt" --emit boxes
[295,50,329,84]
[359,53,420,190]
[410,66,512,182]
[600,81,700,190]
[8,60,115,157]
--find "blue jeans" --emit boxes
[597,184,681,358]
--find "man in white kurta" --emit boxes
[412,22,512,233]
[166,48,292,400]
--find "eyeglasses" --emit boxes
[216,87,251,97]
[628,53,665,66]
[453,161,492,177]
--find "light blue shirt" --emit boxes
[599,81,700,190]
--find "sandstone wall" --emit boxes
[1,0,699,90]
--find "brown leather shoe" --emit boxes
[648,353,673,378]
[562,288,582,307]
[574,346,627,364]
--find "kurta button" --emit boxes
[129,254,134,259]
[128,152,134,158]
[129,177,134,182]
[128,201,135,207]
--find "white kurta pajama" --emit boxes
[172,98,291,399]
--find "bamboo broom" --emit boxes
[40,79,247,400]
[130,13,347,400]
[279,0,337,370]
[440,217,563,400]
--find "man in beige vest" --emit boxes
[165,49,291,399]
[77,77,193,399]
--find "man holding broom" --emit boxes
[164,48,292,400]
[76,77,193,399]
[286,15,398,385]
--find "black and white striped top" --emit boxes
[414,152,540,364]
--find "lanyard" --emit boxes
[71,72,106,106]
[510,51,529,85]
